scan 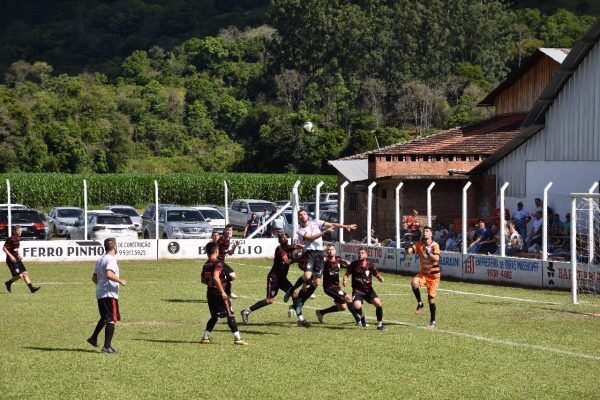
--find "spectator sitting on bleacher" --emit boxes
[445,231,460,252]
[505,221,523,256]
[526,211,543,251]
[469,220,491,254]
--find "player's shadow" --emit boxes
[242,321,297,328]
[25,346,97,353]
[533,306,600,317]
[163,298,207,304]
[213,328,278,336]
[132,338,198,345]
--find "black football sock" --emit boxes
[27,283,35,291]
[292,277,304,291]
[226,316,239,333]
[301,285,316,302]
[376,307,383,323]
[249,299,269,312]
[346,302,361,322]
[91,319,105,340]
[320,305,339,315]
[358,309,366,325]
[429,303,436,323]
[205,316,218,333]
[412,287,423,304]
[103,323,115,349]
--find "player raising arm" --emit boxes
[343,248,386,330]
[240,233,302,324]
[406,226,440,329]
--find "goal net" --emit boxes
[572,193,600,303]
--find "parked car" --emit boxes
[48,207,83,237]
[228,199,278,231]
[105,205,142,233]
[0,204,27,210]
[308,192,338,203]
[67,211,138,241]
[301,201,337,213]
[192,205,226,232]
[282,209,316,238]
[37,212,51,240]
[319,209,339,241]
[0,208,48,240]
[274,200,290,208]
[142,205,213,239]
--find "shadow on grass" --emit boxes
[534,306,600,317]
[25,346,97,353]
[213,328,278,336]
[163,299,207,304]
[132,338,198,345]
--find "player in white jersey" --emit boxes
[287,208,357,326]
[87,238,126,354]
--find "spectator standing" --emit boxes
[512,202,531,239]
[259,209,271,238]
[244,213,260,238]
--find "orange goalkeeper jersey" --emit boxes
[411,240,441,279]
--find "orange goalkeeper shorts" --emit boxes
[412,273,440,298]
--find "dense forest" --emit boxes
[0,0,596,174]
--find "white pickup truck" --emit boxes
[228,199,278,231]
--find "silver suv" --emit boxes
[142,205,213,239]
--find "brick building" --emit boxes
[329,48,569,241]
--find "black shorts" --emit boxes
[223,263,235,295]
[352,289,378,304]
[266,273,292,299]
[97,297,121,323]
[6,260,26,277]
[207,292,234,318]
[324,286,348,304]
[301,251,324,277]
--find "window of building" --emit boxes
[381,188,387,199]
[349,193,358,212]
[461,155,467,161]
[386,155,392,162]
[436,155,442,161]
[411,155,417,162]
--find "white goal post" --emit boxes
[570,192,600,304]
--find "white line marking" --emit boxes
[236,294,600,361]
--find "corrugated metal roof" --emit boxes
[539,48,570,63]
[328,159,368,182]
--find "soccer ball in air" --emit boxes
[302,121,315,133]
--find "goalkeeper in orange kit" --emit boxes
[406,226,440,329]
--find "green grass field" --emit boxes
[1,259,600,399]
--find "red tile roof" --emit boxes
[368,114,527,159]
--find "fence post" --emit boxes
[6,179,11,238]
[83,180,88,240]
[339,181,349,244]
[542,182,553,261]
[427,182,436,227]
[462,181,472,254]
[588,182,599,265]
[291,180,301,244]
[499,182,510,257]
[395,182,404,249]
[367,182,377,245]
[224,181,229,225]
[571,196,577,304]
[315,181,324,220]
[154,180,159,240]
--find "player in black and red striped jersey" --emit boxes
[213,225,240,299]
[200,241,247,345]
[315,244,360,324]
[240,233,302,324]
[3,226,40,293]
[343,248,386,330]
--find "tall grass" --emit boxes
[0,173,337,210]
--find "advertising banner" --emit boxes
[0,240,157,262]
[543,261,600,291]
[462,254,542,287]
[157,238,279,260]
[439,251,463,280]
[338,243,397,272]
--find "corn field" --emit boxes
[0,173,337,210]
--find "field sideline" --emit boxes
[1,259,600,399]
